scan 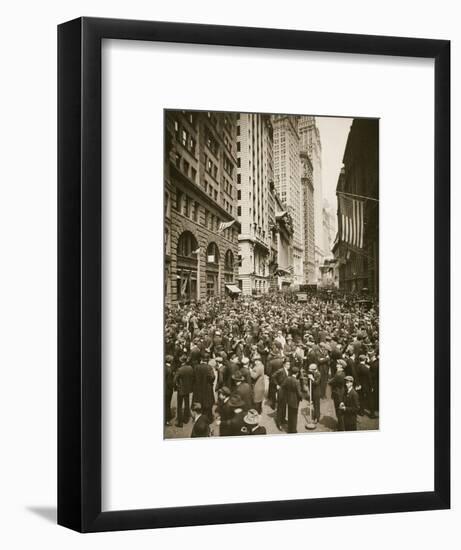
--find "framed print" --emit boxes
[58,17,450,532]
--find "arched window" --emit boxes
[177,231,199,258]
[206,242,220,266]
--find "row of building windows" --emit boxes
[174,119,197,156]
[205,154,218,180]
[222,198,233,215]
[173,190,237,244]
[174,153,197,183]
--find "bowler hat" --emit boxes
[219,386,231,398]
[232,372,245,382]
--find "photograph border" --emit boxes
[58,17,450,532]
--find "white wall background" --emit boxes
[0,0,458,548]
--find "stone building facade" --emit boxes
[335,119,379,295]
[300,151,315,284]
[236,113,273,295]
[298,115,323,283]
[272,115,304,285]
[164,110,240,303]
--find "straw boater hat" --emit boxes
[243,409,259,425]
[344,375,354,383]
[308,363,318,372]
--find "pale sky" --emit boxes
[315,116,353,216]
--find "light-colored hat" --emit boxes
[243,409,259,425]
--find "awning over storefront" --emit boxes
[225,284,241,294]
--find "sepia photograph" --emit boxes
[164,110,379,439]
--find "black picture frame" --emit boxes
[58,17,450,532]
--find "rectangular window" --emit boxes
[183,159,190,177]
[237,190,241,200]
[237,206,241,217]
[176,191,182,211]
[181,129,188,147]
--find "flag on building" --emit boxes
[218,219,236,233]
[338,194,364,249]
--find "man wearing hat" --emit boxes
[164,355,175,426]
[174,355,194,427]
[217,394,246,436]
[192,358,216,422]
[250,358,265,413]
[340,376,360,431]
[318,342,331,399]
[357,354,372,416]
[224,355,241,389]
[215,386,233,425]
[266,342,284,409]
[280,366,303,433]
[307,363,321,424]
[328,359,346,431]
[232,371,253,411]
[242,409,267,435]
[272,358,291,430]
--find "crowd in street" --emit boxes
[164,291,379,438]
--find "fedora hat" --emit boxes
[228,394,245,408]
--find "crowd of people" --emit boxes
[164,291,379,438]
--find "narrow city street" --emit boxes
[165,379,378,439]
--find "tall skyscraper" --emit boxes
[272,115,304,285]
[300,151,315,283]
[298,116,323,283]
[236,113,273,295]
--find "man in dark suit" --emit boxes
[174,355,194,427]
[329,359,346,431]
[273,358,290,430]
[357,354,372,416]
[306,363,321,424]
[232,371,253,410]
[215,386,233,423]
[281,366,303,433]
[164,355,175,426]
[218,394,246,436]
[192,358,215,422]
[266,344,284,409]
[190,402,210,437]
[340,376,360,431]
